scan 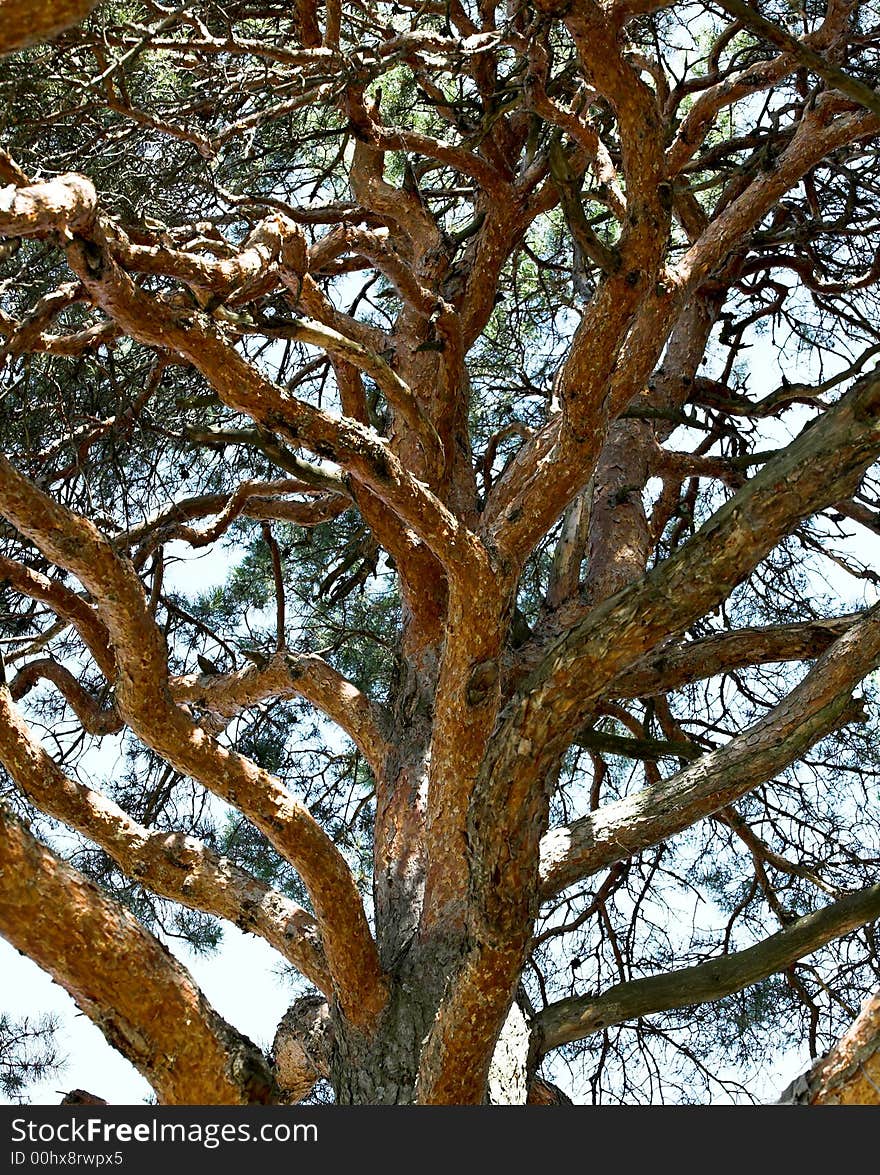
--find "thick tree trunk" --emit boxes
[331,930,470,1104]
[374,650,438,965]
[275,899,535,1105]
[326,970,534,1104]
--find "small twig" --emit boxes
[261,522,286,652]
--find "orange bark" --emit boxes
[0,0,99,52]
[0,804,278,1103]
[810,992,880,1105]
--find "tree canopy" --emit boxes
[1,0,880,1105]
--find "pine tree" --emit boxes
[1,0,879,1105]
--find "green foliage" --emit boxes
[0,1013,64,1103]
[2,0,880,1107]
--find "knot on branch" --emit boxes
[272,995,332,1103]
[465,659,500,708]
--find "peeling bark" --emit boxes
[778,990,880,1105]
[0,0,100,52]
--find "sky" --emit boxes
[1,925,295,1106]
[0,541,283,1107]
[3,280,880,1107]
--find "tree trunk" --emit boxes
[329,966,534,1104]
[487,1000,532,1105]
[277,899,536,1105]
[329,928,468,1104]
[373,650,437,965]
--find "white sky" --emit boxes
[0,927,295,1106]
[3,300,880,1108]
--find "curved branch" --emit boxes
[0,803,280,1104]
[498,366,880,807]
[111,213,298,304]
[0,685,331,993]
[175,651,391,780]
[67,226,475,577]
[0,453,389,1032]
[666,0,852,174]
[0,172,95,236]
[10,657,122,734]
[0,171,479,580]
[255,312,443,469]
[119,482,349,555]
[609,613,860,699]
[712,0,880,122]
[0,555,115,678]
[539,601,880,897]
[419,370,880,1103]
[678,104,880,291]
[163,483,348,548]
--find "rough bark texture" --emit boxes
[272,996,332,1102]
[0,1,101,53]
[778,990,880,1105]
[808,992,880,1105]
[2,0,880,1106]
[0,805,278,1104]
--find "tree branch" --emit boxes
[422,371,880,1101]
[68,226,475,578]
[573,727,702,762]
[499,366,880,801]
[667,0,853,174]
[536,883,880,1055]
[608,614,860,699]
[0,685,331,993]
[10,657,122,734]
[174,651,391,781]
[0,555,115,679]
[0,454,389,1031]
[711,0,880,122]
[539,602,880,897]
[0,803,280,1104]
[0,173,95,235]
[0,171,478,579]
